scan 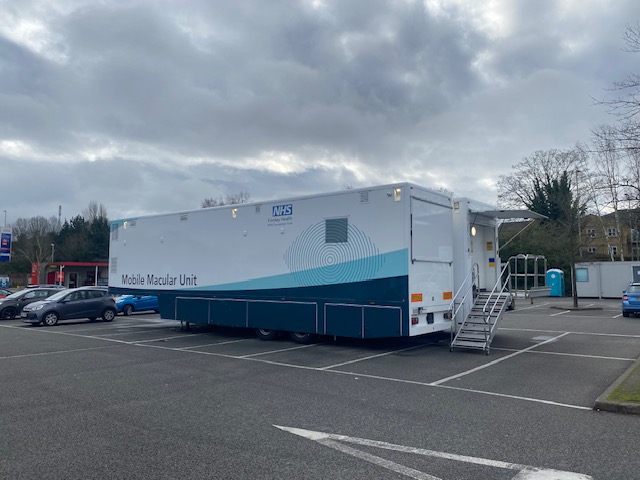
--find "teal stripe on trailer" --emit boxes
[157,275,409,339]
[182,249,408,292]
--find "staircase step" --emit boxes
[460,325,491,332]
[455,332,489,341]
[451,340,487,349]
[466,316,497,322]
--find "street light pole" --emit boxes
[575,170,582,258]
[50,243,55,264]
[3,210,5,227]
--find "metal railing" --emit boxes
[448,263,479,343]
[475,263,512,346]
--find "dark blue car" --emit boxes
[115,295,159,316]
[622,283,640,317]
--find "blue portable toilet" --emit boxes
[546,269,564,297]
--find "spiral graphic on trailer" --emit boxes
[284,221,384,286]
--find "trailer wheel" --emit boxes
[255,328,278,340]
[289,331,315,344]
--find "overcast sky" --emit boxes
[1,0,639,224]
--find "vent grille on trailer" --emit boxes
[360,191,369,203]
[110,257,117,274]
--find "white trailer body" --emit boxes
[109,183,460,338]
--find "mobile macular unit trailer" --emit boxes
[108,183,512,350]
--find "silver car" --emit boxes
[21,287,117,326]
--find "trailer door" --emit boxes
[410,196,454,310]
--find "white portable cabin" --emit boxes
[108,183,503,340]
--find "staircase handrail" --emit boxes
[481,262,512,325]
[448,263,479,343]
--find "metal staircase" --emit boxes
[449,264,512,355]
[449,292,511,354]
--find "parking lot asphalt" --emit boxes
[1,298,639,479]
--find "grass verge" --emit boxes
[607,361,640,404]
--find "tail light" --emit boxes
[411,317,419,325]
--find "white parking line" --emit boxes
[276,426,594,479]
[0,345,125,360]
[500,328,640,338]
[136,341,593,410]
[319,344,429,370]
[490,347,636,362]
[510,302,551,311]
[550,310,571,316]
[2,324,595,411]
[178,338,250,349]
[238,342,322,358]
[133,333,210,343]
[430,332,571,386]
[0,324,136,344]
[90,327,181,337]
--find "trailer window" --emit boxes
[326,218,348,243]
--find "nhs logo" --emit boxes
[272,204,293,217]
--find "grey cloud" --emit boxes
[1,0,639,222]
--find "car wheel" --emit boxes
[289,331,315,344]
[122,304,133,316]
[255,328,278,340]
[1,307,17,320]
[42,312,59,326]
[102,308,116,322]
[623,311,630,317]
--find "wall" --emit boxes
[575,261,640,298]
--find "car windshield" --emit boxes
[4,290,29,300]
[46,290,72,302]
[628,285,640,293]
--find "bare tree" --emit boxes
[589,127,626,260]
[82,201,108,222]
[201,192,250,208]
[594,22,640,152]
[12,216,58,283]
[497,149,586,209]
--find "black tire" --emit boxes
[42,312,59,326]
[289,331,315,344]
[122,304,133,316]
[1,307,17,320]
[623,311,630,317]
[102,308,116,322]
[255,328,278,340]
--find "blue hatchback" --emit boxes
[622,283,640,317]
[115,295,159,316]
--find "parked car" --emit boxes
[21,286,117,326]
[0,288,12,299]
[25,284,66,289]
[622,282,640,317]
[0,287,66,320]
[115,295,159,315]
